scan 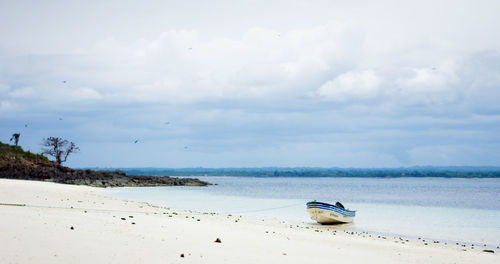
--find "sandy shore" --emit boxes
[0,179,498,264]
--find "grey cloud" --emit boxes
[1,0,500,167]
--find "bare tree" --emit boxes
[42,137,80,164]
[10,133,20,146]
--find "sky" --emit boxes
[1,0,500,168]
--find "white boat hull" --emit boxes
[307,207,354,224]
[306,201,356,224]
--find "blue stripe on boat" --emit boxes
[306,202,356,217]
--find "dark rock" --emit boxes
[70,226,74,230]
[180,254,185,258]
[483,249,494,253]
[0,143,211,187]
[121,218,126,220]
[214,238,222,243]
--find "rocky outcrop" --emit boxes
[0,142,210,187]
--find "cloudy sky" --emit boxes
[1,0,499,168]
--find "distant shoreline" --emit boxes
[85,167,500,179]
[175,175,500,179]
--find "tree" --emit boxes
[10,133,20,146]
[42,137,80,165]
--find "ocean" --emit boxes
[106,176,500,246]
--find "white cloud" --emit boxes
[390,62,461,105]
[397,63,459,89]
[0,100,17,112]
[1,0,500,167]
[70,87,102,101]
[316,70,382,102]
[9,87,35,99]
[5,23,362,105]
[1,11,497,109]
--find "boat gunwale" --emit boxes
[306,201,356,217]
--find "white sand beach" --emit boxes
[0,179,498,264]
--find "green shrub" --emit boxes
[0,141,48,161]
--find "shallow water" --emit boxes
[106,176,500,246]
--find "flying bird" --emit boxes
[58,117,63,120]
[165,122,170,125]
[62,81,67,83]
[134,140,139,144]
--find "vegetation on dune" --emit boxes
[0,141,49,162]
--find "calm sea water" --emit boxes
[106,177,500,246]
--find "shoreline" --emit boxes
[109,194,500,252]
[1,178,498,263]
[105,181,500,247]
[106,184,499,248]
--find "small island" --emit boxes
[0,141,210,187]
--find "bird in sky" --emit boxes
[58,117,63,120]
[165,122,170,125]
[62,81,67,83]
[134,140,139,144]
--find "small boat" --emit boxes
[306,201,356,224]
